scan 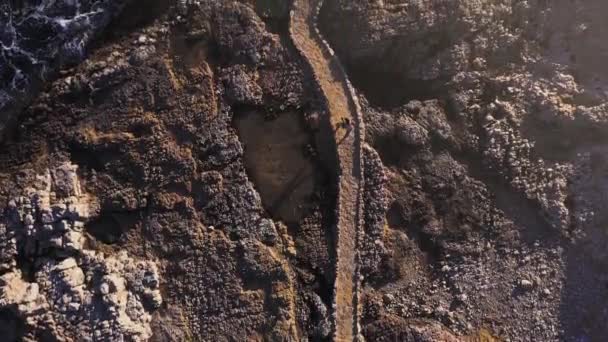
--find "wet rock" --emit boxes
[0,0,126,138]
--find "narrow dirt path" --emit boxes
[289,0,365,340]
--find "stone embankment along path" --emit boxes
[289,0,365,340]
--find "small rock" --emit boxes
[24,214,34,225]
[383,293,394,304]
[434,306,448,316]
[258,219,278,246]
[49,236,63,248]
[99,283,110,295]
[129,45,156,65]
[68,302,80,312]
[520,279,534,289]
[145,289,163,309]
[55,258,78,271]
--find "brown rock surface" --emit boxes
[1,0,608,341]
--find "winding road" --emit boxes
[289,0,365,340]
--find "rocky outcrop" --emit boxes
[322,0,608,340]
[0,163,92,275]
[0,163,161,341]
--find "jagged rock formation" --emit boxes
[0,163,161,341]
